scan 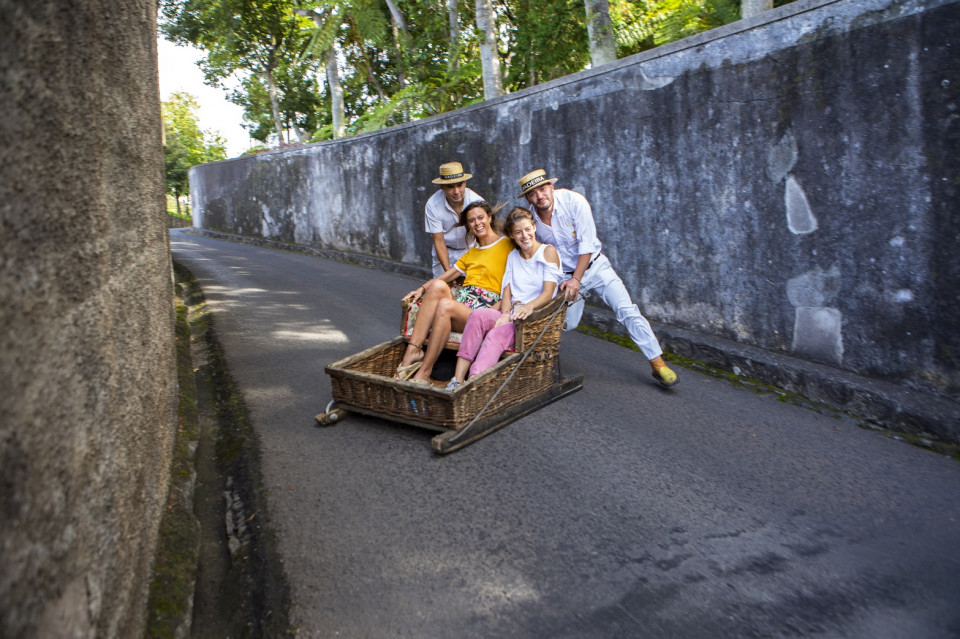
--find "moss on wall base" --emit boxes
[144,263,292,638]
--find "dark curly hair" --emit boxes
[458,200,502,234]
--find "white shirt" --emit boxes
[424,187,483,250]
[502,244,563,304]
[527,188,602,273]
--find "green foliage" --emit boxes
[230,56,325,142]
[161,0,315,141]
[162,92,227,207]
[650,0,740,46]
[160,0,796,144]
[504,0,590,90]
[609,0,658,56]
[242,144,272,156]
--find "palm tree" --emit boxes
[297,0,388,138]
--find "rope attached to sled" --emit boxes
[456,298,568,436]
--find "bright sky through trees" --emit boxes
[157,36,251,157]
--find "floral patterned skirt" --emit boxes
[453,284,501,311]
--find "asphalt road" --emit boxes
[170,229,960,638]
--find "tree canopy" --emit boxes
[159,0,794,153]
[162,92,227,212]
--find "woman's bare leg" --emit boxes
[413,300,472,381]
[451,357,471,384]
[399,280,451,368]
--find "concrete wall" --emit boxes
[0,1,177,636]
[190,0,959,404]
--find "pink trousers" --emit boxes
[458,307,515,378]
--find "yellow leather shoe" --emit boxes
[652,365,678,387]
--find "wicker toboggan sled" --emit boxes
[317,294,583,453]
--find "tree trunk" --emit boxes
[742,0,773,18]
[383,0,407,33]
[297,8,347,139]
[448,0,459,73]
[358,51,388,102]
[476,0,503,100]
[384,0,409,119]
[584,0,616,67]
[326,46,345,139]
[264,66,285,144]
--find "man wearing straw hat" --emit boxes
[425,162,485,277]
[518,168,678,387]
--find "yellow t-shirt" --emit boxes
[455,237,513,294]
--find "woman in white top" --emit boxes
[446,207,563,390]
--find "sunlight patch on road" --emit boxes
[399,551,542,610]
[470,572,541,608]
[222,287,269,296]
[272,328,349,344]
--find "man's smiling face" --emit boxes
[525,183,554,214]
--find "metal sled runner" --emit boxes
[316,295,583,454]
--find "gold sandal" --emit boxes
[394,343,424,380]
[394,360,422,381]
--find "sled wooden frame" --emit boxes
[317,295,583,454]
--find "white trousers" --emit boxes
[564,254,663,361]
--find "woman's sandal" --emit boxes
[394,343,424,380]
[394,361,422,380]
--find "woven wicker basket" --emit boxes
[326,295,567,431]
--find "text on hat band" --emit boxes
[521,175,547,192]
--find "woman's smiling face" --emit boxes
[511,219,537,252]
[466,207,491,238]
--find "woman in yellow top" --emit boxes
[397,201,513,383]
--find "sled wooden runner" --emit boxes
[316,295,583,454]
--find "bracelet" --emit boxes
[571,276,581,283]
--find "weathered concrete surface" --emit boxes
[190,0,959,439]
[0,1,176,637]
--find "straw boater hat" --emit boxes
[432,162,473,185]
[517,169,558,198]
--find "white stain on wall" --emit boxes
[785,175,818,235]
[891,289,914,303]
[787,267,844,364]
[766,131,798,183]
[792,306,844,365]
